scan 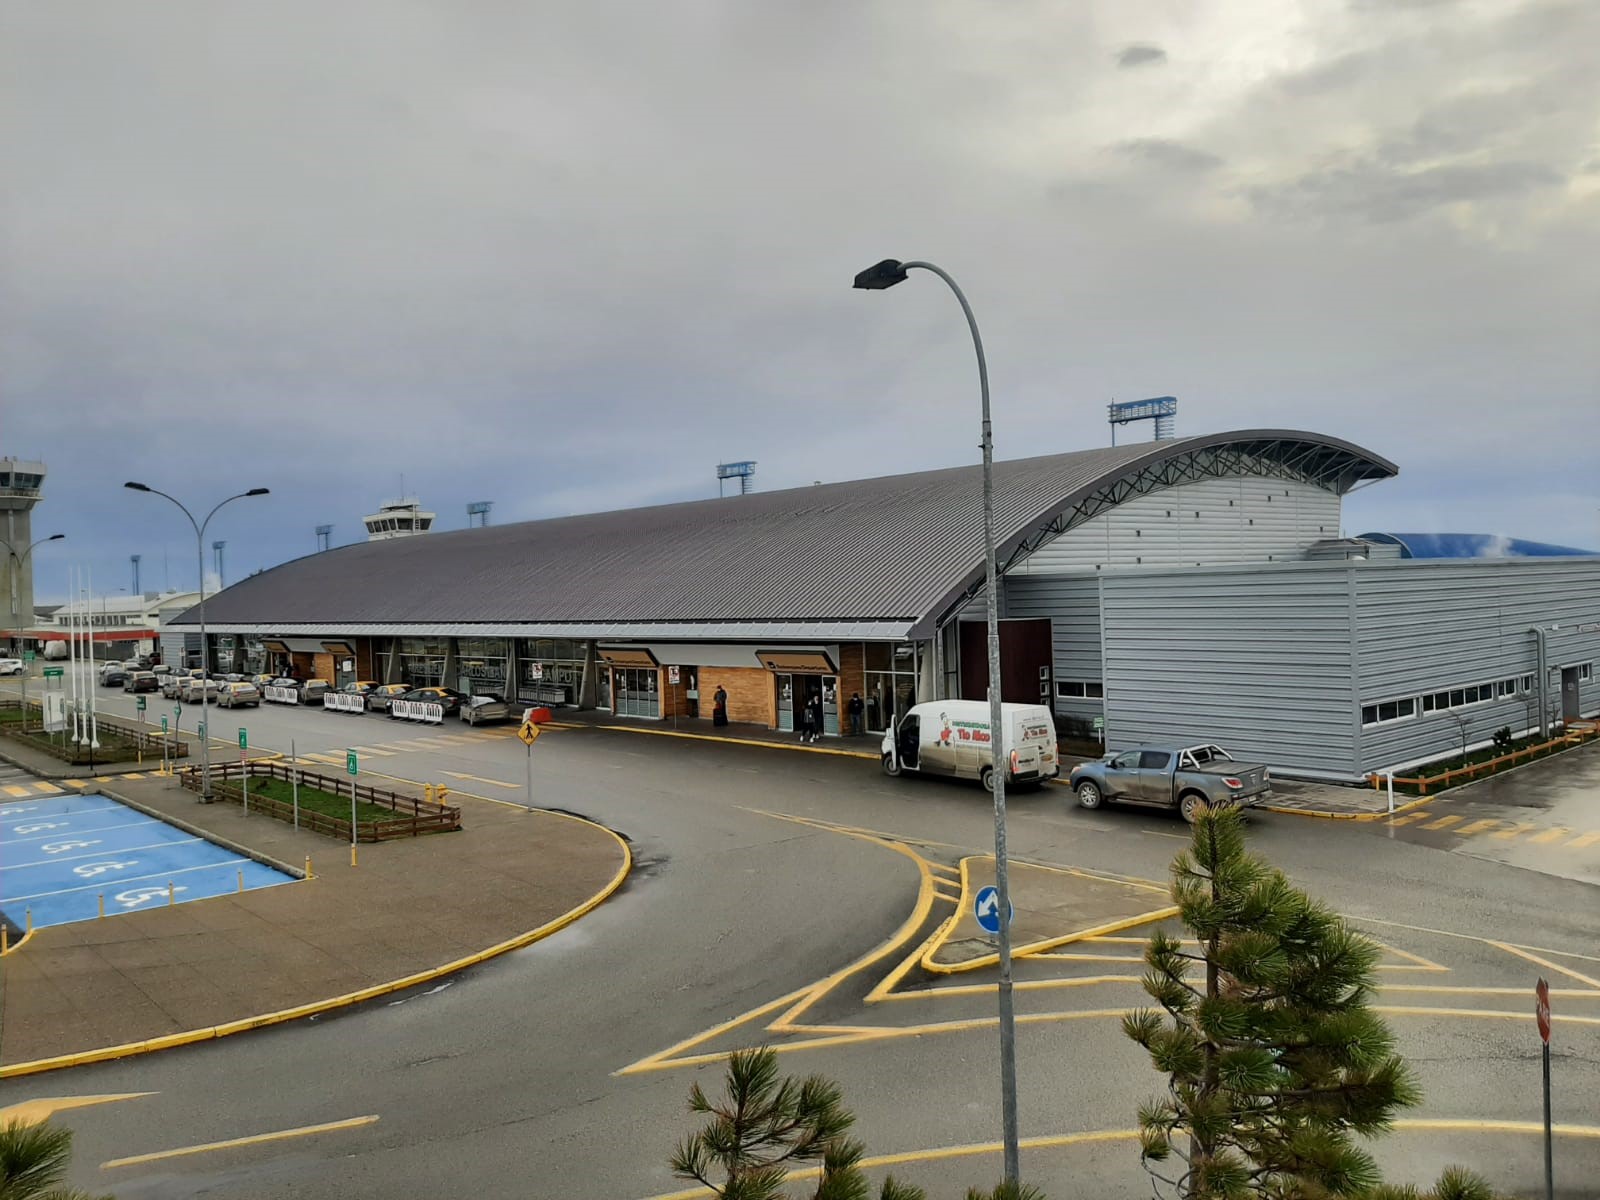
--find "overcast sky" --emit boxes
[4,0,1596,603]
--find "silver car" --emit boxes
[218,681,261,708]
[461,694,520,726]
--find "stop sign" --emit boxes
[1535,977,1551,1044]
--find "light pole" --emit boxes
[853,257,1021,1183]
[125,483,269,802]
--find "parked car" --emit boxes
[42,640,68,660]
[218,681,262,708]
[152,664,173,676]
[1068,742,1271,823]
[461,694,519,725]
[390,686,465,717]
[181,676,220,704]
[251,673,276,688]
[100,664,133,687]
[300,679,332,704]
[365,683,411,713]
[881,700,1059,792]
[0,658,23,676]
[160,673,188,700]
[123,670,160,694]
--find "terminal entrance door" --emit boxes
[1562,667,1581,723]
[776,674,795,732]
[774,673,837,736]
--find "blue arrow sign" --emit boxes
[973,885,1014,935]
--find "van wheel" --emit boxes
[1179,792,1209,824]
[881,754,901,778]
[1075,781,1102,810]
[980,766,996,794]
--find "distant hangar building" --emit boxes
[171,428,1600,782]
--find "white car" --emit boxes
[0,658,23,676]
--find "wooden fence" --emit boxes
[177,760,462,841]
[1369,722,1599,794]
[0,699,190,762]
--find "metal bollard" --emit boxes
[167,881,175,905]
[2,926,8,954]
[237,868,244,894]
[98,893,106,919]
[350,844,358,868]
[26,907,33,933]
[305,855,313,879]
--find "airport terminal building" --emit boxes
[170,428,1600,781]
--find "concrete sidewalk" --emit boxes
[0,775,629,1073]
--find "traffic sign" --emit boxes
[136,696,147,712]
[43,666,62,678]
[518,721,541,747]
[346,749,359,776]
[161,716,169,734]
[529,662,543,680]
[238,727,248,750]
[1536,977,1551,1044]
[23,650,35,663]
[668,665,681,685]
[973,885,1014,935]
[174,704,182,719]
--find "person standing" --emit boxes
[799,694,818,743]
[847,691,864,736]
[713,684,728,727]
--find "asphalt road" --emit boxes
[3,675,1597,1199]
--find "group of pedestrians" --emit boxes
[705,683,868,743]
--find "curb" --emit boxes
[0,743,183,782]
[1046,776,1427,823]
[0,814,632,1079]
[576,721,879,760]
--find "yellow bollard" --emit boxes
[26,907,33,933]
[98,894,105,919]
[305,855,313,879]
[167,881,175,906]
[424,783,434,804]
[436,786,449,805]
[2,926,8,954]
[350,843,358,868]
[237,868,244,894]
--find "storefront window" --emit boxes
[456,636,508,696]
[516,638,588,706]
[864,642,918,732]
[613,667,659,718]
[397,636,446,687]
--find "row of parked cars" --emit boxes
[92,661,528,726]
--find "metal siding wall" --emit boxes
[1014,477,1341,573]
[1005,575,1101,680]
[1100,565,1358,778]
[1353,559,1600,773]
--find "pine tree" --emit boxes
[1122,807,1422,1198]
[0,1118,113,1200]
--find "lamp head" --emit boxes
[46,533,64,542]
[246,487,270,497]
[852,259,909,290]
[124,481,151,492]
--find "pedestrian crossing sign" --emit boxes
[518,721,541,747]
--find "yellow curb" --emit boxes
[0,927,36,957]
[578,721,879,759]
[0,815,632,1079]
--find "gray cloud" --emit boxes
[1116,43,1166,68]
[1115,138,1223,172]
[1,0,1596,597]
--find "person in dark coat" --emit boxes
[799,694,818,743]
[847,691,864,736]
[712,685,729,726]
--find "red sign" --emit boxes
[1535,977,1551,1044]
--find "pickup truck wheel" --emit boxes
[1075,781,1103,810]
[1179,792,1209,824]
[881,754,901,778]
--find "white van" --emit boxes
[881,700,1059,791]
[42,640,68,661]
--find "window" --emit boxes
[1581,664,1594,683]
[1361,697,1417,727]
[1499,678,1517,697]
[1055,681,1105,700]
[1522,674,1534,693]
[1138,751,1172,770]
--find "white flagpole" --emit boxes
[87,567,99,749]
[68,567,81,743]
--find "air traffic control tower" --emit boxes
[1,457,48,641]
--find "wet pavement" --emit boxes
[1355,739,1600,884]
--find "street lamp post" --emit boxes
[853,257,1021,1183]
[1,533,64,716]
[125,483,269,802]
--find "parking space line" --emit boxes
[1454,819,1502,836]
[101,1114,379,1170]
[1387,811,1432,826]
[1422,814,1464,830]
[1490,823,1537,841]
[1529,827,1571,844]
[1568,832,1600,849]
[31,782,63,794]
[3,785,29,797]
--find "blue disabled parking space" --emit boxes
[0,793,297,930]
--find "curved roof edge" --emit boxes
[910,429,1397,638]
[1359,532,1597,559]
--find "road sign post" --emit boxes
[291,738,300,830]
[346,749,359,864]
[973,884,1014,944]
[518,718,541,811]
[1537,976,1552,1200]
[239,727,249,815]
[160,714,170,776]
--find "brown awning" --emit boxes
[321,640,356,658]
[598,647,659,668]
[757,649,837,675]
[262,639,291,655]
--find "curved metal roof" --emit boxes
[179,429,1395,638]
[1358,532,1596,559]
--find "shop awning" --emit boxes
[598,647,659,668]
[757,649,837,675]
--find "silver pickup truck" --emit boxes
[1068,743,1270,823]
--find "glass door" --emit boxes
[821,675,839,736]
[776,674,795,731]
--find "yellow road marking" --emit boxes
[1490,941,1600,991]
[1529,827,1572,844]
[101,1114,379,1170]
[927,862,959,878]
[1423,814,1464,830]
[64,779,87,787]
[0,1092,153,1126]
[3,784,29,797]
[1490,823,1537,841]
[349,745,394,757]
[1568,831,1600,849]
[441,771,520,790]
[1376,1005,1600,1026]
[1386,811,1432,826]
[639,1120,1600,1200]
[302,753,343,765]
[31,781,63,794]
[1354,915,1600,965]
[1455,818,1501,836]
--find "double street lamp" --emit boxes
[125,483,269,802]
[853,258,1021,1183]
